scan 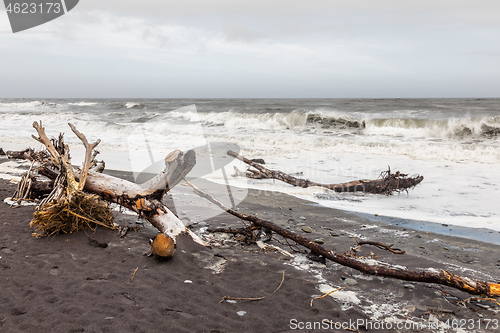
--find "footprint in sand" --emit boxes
[49,267,59,276]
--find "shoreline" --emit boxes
[1,154,499,246]
[103,167,500,246]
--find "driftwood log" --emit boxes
[1,147,48,161]
[228,150,423,194]
[75,151,201,241]
[14,122,204,248]
[185,179,500,297]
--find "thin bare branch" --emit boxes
[68,122,101,191]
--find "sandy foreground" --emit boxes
[0,162,499,333]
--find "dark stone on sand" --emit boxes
[250,158,265,164]
[88,237,108,248]
[10,308,26,316]
[306,252,326,265]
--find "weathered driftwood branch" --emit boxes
[1,147,48,161]
[15,123,203,246]
[228,150,424,194]
[80,159,205,246]
[32,121,84,195]
[68,123,101,191]
[185,179,500,297]
[74,155,202,244]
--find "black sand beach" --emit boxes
[1,176,499,332]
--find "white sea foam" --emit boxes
[170,110,309,130]
[1,98,499,234]
[125,102,142,109]
[67,101,100,106]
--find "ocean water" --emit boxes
[0,98,499,232]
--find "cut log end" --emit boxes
[489,283,500,296]
[151,233,176,260]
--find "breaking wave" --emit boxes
[365,116,500,139]
[169,109,500,140]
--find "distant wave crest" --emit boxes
[366,116,500,139]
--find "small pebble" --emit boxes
[237,311,246,317]
[301,226,312,233]
[184,280,193,284]
[314,238,325,244]
[404,284,416,290]
[198,222,208,227]
[330,232,340,237]
[344,278,358,286]
[226,300,237,304]
[403,305,416,313]
[299,216,307,220]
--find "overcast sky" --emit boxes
[1,1,500,98]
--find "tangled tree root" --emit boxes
[30,191,115,237]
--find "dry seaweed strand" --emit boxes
[220,270,285,303]
[310,287,345,307]
[127,267,139,285]
[458,297,500,307]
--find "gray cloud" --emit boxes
[0,1,499,97]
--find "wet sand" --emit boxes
[1,173,499,332]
